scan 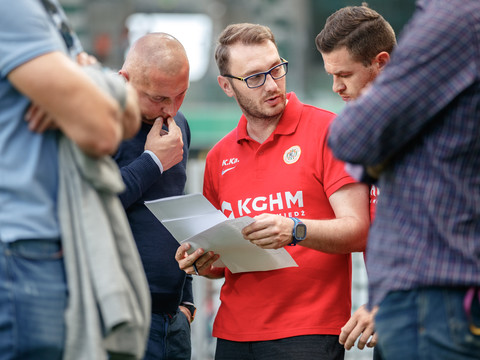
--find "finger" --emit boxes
[27,109,49,132]
[194,252,220,273]
[250,233,286,249]
[357,324,376,349]
[340,316,357,343]
[175,243,190,261]
[76,52,90,66]
[76,52,98,66]
[24,104,35,122]
[86,54,98,65]
[151,117,165,129]
[367,332,378,348]
[344,327,363,350]
[242,219,265,237]
[340,321,361,350]
[37,116,55,133]
[165,116,181,133]
[149,118,168,137]
[165,116,177,127]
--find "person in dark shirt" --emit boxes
[114,32,194,360]
[328,1,480,359]
[315,4,396,359]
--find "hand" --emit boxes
[175,243,223,279]
[339,304,378,350]
[179,305,194,323]
[76,51,98,66]
[25,103,57,132]
[242,214,293,249]
[145,117,184,171]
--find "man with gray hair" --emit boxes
[115,32,194,360]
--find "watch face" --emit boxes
[295,224,307,240]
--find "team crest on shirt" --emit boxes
[283,146,301,165]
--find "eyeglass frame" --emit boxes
[222,58,289,89]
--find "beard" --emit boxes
[231,85,286,123]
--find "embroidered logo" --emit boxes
[283,146,301,165]
[221,157,239,176]
[221,167,236,176]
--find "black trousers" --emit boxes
[215,335,344,360]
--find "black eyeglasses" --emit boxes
[222,59,288,89]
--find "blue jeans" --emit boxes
[144,310,191,360]
[375,287,480,360]
[0,239,67,360]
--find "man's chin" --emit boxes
[142,118,156,125]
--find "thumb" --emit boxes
[152,117,165,128]
[165,117,181,133]
[150,117,166,132]
[165,116,180,129]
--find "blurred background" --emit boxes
[59,0,416,358]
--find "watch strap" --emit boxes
[289,217,305,246]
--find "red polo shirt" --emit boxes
[203,92,356,341]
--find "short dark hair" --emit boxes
[215,23,277,75]
[315,3,396,65]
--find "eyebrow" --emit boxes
[326,68,353,76]
[243,60,282,77]
[146,88,188,101]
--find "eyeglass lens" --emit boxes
[246,63,287,88]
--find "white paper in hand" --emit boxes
[145,193,298,273]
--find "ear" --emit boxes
[374,51,390,70]
[118,69,130,82]
[217,75,235,98]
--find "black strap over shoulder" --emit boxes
[40,0,76,50]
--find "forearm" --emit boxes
[181,275,194,304]
[300,217,368,254]
[118,153,161,209]
[9,52,126,157]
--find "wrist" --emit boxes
[288,217,307,246]
[181,303,196,323]
[144,150,164,173]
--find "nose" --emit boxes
[263,73,280,90]
[332,77,346,94]
[161,99,177,118]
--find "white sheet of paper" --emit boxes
[145,193,298,273]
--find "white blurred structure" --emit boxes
[125,13,213,82]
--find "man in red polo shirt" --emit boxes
[176,23,370,360]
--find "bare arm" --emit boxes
[302,182,370,253]
[9,51,140,157]
[242,183,370,253]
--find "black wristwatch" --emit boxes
[182,303,197,322]
[288,217,307,246]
